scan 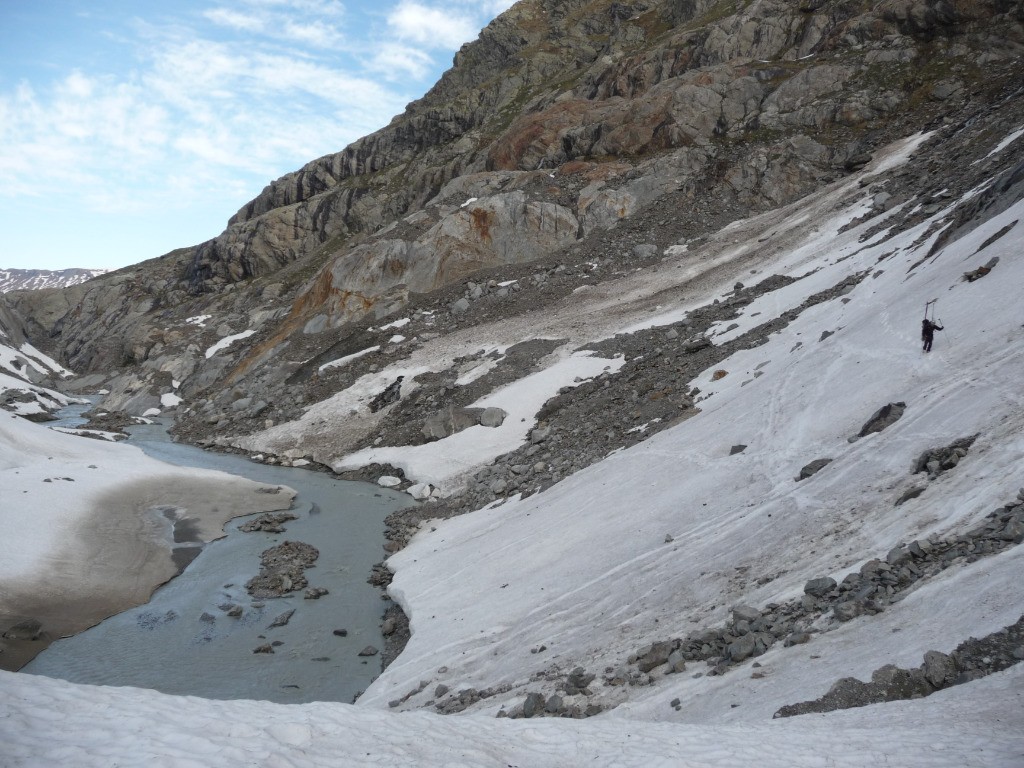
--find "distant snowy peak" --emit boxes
[0,268,108,294]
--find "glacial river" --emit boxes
[23,406,410,704]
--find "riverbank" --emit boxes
[0,413,296,671]
[13,415,412,703]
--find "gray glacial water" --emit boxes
[24,414,409,704]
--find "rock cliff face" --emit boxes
[183,0,1022,301]
[6,0,1023,420]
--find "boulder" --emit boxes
[522,692,546,718]
[804,577,837,597]
[857,402,906,437]
[422,406,484,440]
[923,650,956,688]
[666,650,687,673]
[637,640,674,672]
[732,605,761,624]
[268,609,295,628]
[797,458,833,480]
[683,337,712,353]
[479,407,507,428]
[728,634,757,662]
[544,694,565,714]
[833,601,864,622]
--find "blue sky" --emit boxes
[0,0,513,271]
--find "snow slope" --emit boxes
[0,316,79,417]
[359,147,1024,719]
[2,136,1023,766]
[0,664,1021,767]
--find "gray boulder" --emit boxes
[522,692,546,718]
[857,402,906,437]
[422,406,484,440]
[479,407,507,428]
[268,609,295,628]
[797,458,833,481]
[833,601,864,622]
[923,650,956,687]
[804,577,837,597]
[637,640,674,672]
[728,634,756,662]
[732,605,761,624]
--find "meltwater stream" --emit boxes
[24,413,410,704]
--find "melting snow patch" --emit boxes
[628,418,661,434]
[333,351,625,491]
[20,343,73,377]
[186,315,212,327]
[456,357,504,386]
[460,197,479,208]
[319,346,381,373]
[161,393,182,408]
[870,131,932,175]
[205,329,256,359]
[10,400,46,416]
[379,318,411,330]
[975,125,1024,164]
[51,427,122,442]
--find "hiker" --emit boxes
[921,318,943,352]
[369,376,404,412]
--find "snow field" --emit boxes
[3,130,1021,767]
[357,155,1024,730]
[0,664,1020,767]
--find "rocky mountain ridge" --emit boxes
[0,268,107,295]
[7,0,1020,399]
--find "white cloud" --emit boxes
[202,8,266,33]
[0,0,511,268]
[204,1,345,47]
[369,43,435,80]
[282,20,343,47]
[244,0,345,14]
[387,2,479,48]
